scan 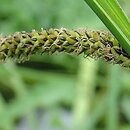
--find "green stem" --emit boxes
[106,65,120,130]
[0,28,130,67]
[73,59,97,130]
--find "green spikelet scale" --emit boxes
[0,28,130,67]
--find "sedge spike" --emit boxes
[0,28,130,67]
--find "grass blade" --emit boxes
[84,0,130,56]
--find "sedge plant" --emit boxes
[0,0,130,67]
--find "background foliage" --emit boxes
[0,0,130,130]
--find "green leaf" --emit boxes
[84,0,130,56]
[98,0,130,39]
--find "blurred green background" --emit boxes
[0,0,130,130]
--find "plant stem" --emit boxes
[73,59,97,130]
[0,28,130,67]
[106,65,120,130]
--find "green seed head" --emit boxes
[0,28,130,67]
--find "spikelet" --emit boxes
[0,28,130,67]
